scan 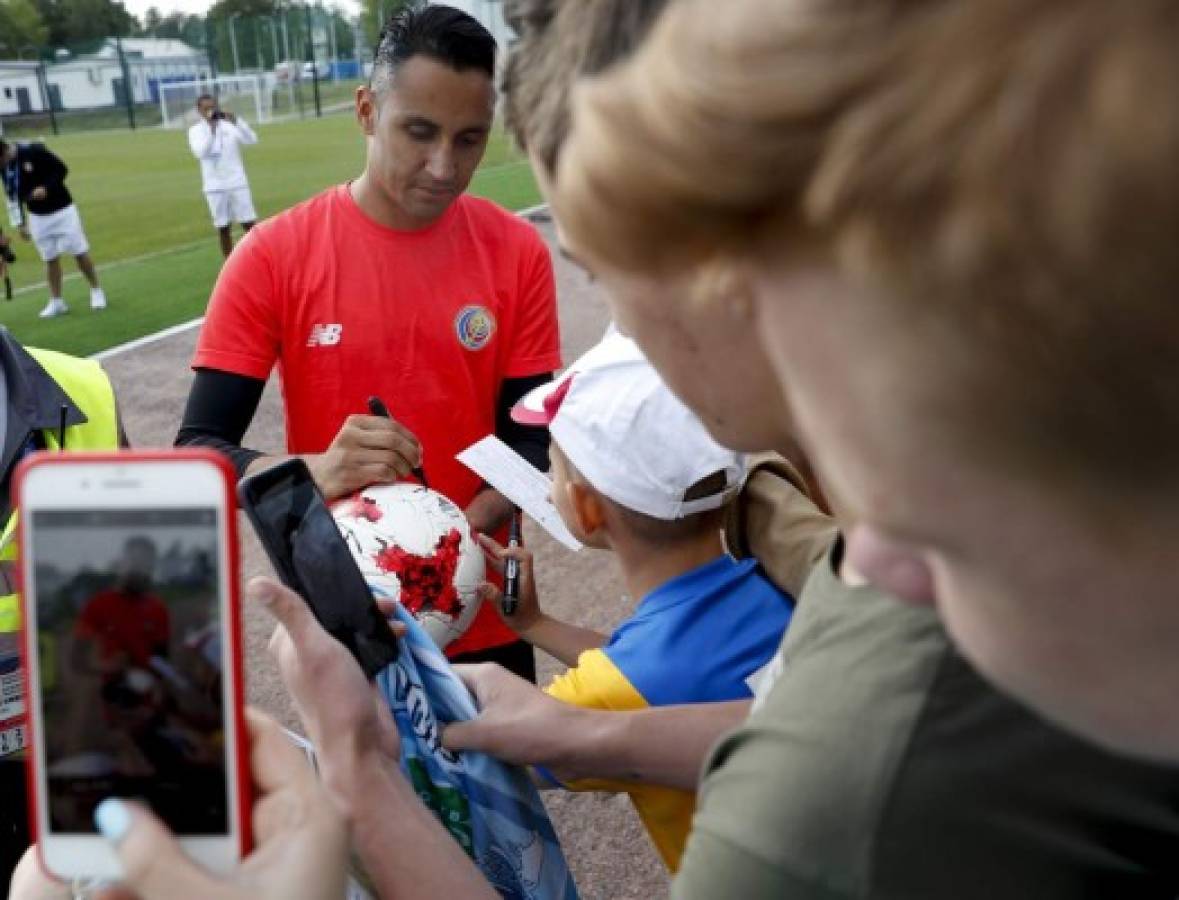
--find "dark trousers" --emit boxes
[449,639,536,683]
[1,757,28,889]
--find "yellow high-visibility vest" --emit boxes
[0,348,119,633]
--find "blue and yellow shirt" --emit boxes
[545,555,793,870]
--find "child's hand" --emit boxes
[476,532,543,635]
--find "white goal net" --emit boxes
[159,75,272,129]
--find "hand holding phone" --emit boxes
[238,458,400,678]
[259,576,402,790]
[15,451,250,883]
[10,709,350,900]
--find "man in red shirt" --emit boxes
[175,6,560,678]
[74,536,171,673]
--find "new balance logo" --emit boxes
[307,323,343,347]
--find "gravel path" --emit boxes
[97,211,669,899]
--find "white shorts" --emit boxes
[27,205,89,262]
[205,187,257,229]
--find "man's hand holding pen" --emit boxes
[367,396,429,489]
[307,400,423,501]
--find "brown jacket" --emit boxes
[723,454,837,600]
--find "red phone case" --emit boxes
[12,449,253,869]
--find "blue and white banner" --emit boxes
[376,606,579,900]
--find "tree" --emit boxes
[0,0,49,51]
[359,0,417,47]
[207,0,277,72]
[208,0,275,19]
[150,11,205,47]
[141,4,161,34]
[318,6,354,61]
[33,0,140,47]
[331,9,355,60]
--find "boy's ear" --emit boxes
[566,480,607,540]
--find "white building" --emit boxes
[0,38,211,115]
[0,63,43,116]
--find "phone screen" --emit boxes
[243,464,398,676]
[30,508,229,836]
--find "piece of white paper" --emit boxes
[457,435,583,551]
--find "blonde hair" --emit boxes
[502,0,672,178]
[553,0,910,272]
[555,0,1179,495]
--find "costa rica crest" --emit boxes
[455,304,496,351]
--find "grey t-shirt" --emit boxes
[673,543,1179,899]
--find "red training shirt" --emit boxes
[75,589,171,667]
[194,185,562,656]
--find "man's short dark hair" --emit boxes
[195,93,214,105]
[370,4,496,95]
[125,535,158,557]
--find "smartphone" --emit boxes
[16,451,250,881]
[237,458,399,678]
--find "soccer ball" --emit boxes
[331,483,485,649]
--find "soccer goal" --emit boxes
[159,74,272,130]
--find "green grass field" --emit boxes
[0,112,541,357]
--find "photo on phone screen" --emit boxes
[239,460,399,678]
[30,507,229,835]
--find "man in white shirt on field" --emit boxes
[188,93,259,258]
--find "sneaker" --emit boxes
[90,288,107,310]
[39,297,69,318]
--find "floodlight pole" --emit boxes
[327,6,338,82]
[115,34,136,130]
[205,16,219,83]
[269,19,280,70]
[229,14,242,73]
[281,7,292,62]
[352,15,364,72]
[35,61,59,136]
[304,3,321,118]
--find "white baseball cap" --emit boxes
[513,330,745,521]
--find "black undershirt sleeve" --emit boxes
[175,368,267,478]
[497,373,553,472]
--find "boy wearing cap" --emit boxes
[479,331,793,871]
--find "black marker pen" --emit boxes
[367,395,428,489]
[503,509,522,615]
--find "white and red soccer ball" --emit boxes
[331,483,485,649]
